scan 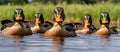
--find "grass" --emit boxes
[0,2,120,28]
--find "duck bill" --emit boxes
[102,18,108,23]
[85,20,90,26]
[55,14,63,22]
[35,18,41,24]
[16,14,23,21]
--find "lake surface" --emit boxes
[0,33,120,52]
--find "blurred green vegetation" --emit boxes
[0,0,120,28]
[1,0,120,5]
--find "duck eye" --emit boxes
[15,12,16,13]
[54,11,57,14]
[61,10,64,14]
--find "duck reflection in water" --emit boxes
[16,46,24,52]
[14,39,24,46]
[102,38,110,45]
[52,37,64,52]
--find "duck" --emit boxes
[75,14,96,34]
[26,13,53,33]
[44,7,77,37]
[94,12,111,39]
[0,8,32,39]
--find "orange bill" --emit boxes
[55,14,63,22]
[36,18,41,24]
[102,18,108,23]
[16,14,22,20]
[85,20,90,25]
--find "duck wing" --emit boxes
[63,22,83,30]
[73,23,83,30]
[1,20,14,30]
[24,21,35,27]
[63,23,77,37]
[110,27,118,34]
[43,21,53,29]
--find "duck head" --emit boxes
[83,14,92,26]
[13,8,25,22]
[35,13,44,25]
[100,12,110,25]
[53,7,65,23]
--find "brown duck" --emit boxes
[44,7,76,37]
[76,14,95,34]
[94,12,111,39]
[0,8,32,38]
[27,13,53,33]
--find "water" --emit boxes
[0,34,120,52]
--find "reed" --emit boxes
[0,2,120,28]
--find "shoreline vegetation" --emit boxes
[0,2,120,28]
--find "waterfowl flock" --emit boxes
[0,7,119,41]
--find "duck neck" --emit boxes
[14,22,23,27]
[35,23,42,27]
[53,22,63,28]
[35,18,43,26]
[101,24,109,29]
[84,24,91,28]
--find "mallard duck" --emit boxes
[94,12,111,39]
[0,8,32,38]
[44,7,76,37]
[75,14,95,34]
[27,13,53,33]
